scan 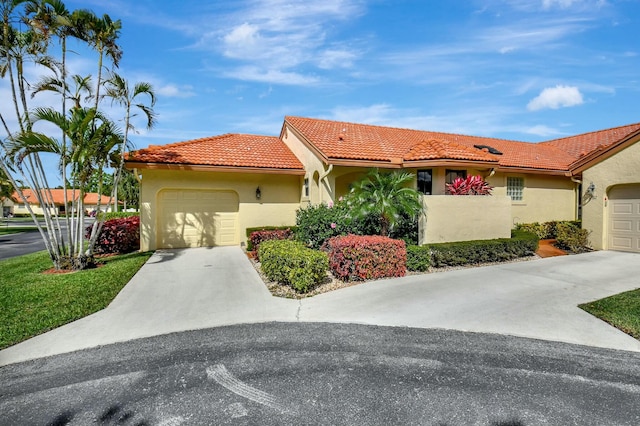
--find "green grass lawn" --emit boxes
[0,250,152,349]
[579,289,640,340]
[0,226,38,235]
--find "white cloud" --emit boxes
[223,66,319,86]
[542,0,580,9]
[527,85,584,110]
[155,84,196,98]
[524,124,564,136]
[195,0,365,84]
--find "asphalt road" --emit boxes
[0,229,45,260]
[2,323,639,425]
[0,219,94,260]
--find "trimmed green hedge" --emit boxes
[258,240,328,293]
[99,211,139,221]
[406,231,539,270]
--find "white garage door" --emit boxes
[157,189,239,248]
[608,185,640,253]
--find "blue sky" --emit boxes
[4,0,640,181]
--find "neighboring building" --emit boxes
[125,117,640,253]
[5,189,118,216]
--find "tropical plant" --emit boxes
[0,1,153,270]
[446,175,493,195]
[345,169,423,237]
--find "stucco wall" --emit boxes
[420,195,512,244]
[139,169,301,251]
[281,125,331,204]
[582,139,640,250]
[487,172,576,226]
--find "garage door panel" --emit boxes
[608,185,640,253]
[157,189,239,248]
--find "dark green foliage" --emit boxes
[556,222,591,252]
[407,231,539,270]
[406,245,430,272]
[389,213,418,245]
[259,240,329,293]
[295,202,351,249]
[346,169,423,237]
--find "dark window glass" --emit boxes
[445,169,467,184]
[417,169,432,195]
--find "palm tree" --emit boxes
[81,11,121,112]
[102,72,155,211]
[6,105,123,268]
[346,169,423,237]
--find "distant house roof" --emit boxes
[125,133,304,174]
[11,189,116,206]
[12,189,78,206]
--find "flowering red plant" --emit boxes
[446,175,493,195]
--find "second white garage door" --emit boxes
[157,189,239,248]
[608,185,640,253]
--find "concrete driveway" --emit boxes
[2,247,639,366]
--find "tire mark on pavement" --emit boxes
[206,364,295,415]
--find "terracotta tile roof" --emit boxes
[126,134,304,171]
[11,189,114,206]
[286,116,576,171]
[83,193,114,205]
[12,189,78,205]
[404,139,498,163]
[540,122,640,160]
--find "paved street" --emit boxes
[0,219,94,260]
[2,323,639,425]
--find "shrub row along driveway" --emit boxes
[1,247,639,366]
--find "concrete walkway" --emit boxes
[2,247,640,366]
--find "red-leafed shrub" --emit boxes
[249,229,294,259]
[324,235,406,282]
[86,216,140,254]
[446,175,493,195]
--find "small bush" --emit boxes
[406,245,430,272]
[101,211,139,221]
[86,216,140,254]
[295,202,350,249]
[245,226,298,250]
[259,240,328,293]
[556,222,591,252]
[249,229,294,256]
[324,235,406,282]
[515,220,582,240]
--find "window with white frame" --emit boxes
[303,177,310,198]
[507,177,524,201]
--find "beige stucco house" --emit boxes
[125,117,640,253]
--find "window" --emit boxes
[417,169,432,195]
[303,177,310,198]
[507,177,524,201]
[445,169,467,184]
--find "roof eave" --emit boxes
[496,165,571,176]
[569,130,640,174]
[125,161,305,175]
